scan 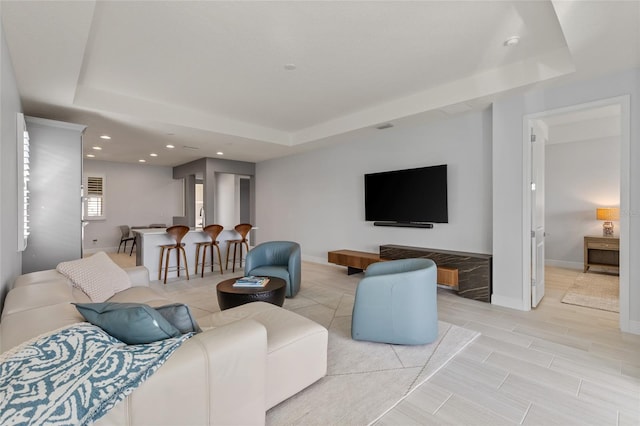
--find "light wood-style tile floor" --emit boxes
[110,255,640,425]
[377,266,640,426]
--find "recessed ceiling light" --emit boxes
[99,135,111,140]
[86,154,95,158]
[284,63,297,71]
[504,36,520,47]
[92,146,102,150]
[138,159,146,163]
[150,153,158,157]
[166,144,175,149]
[216,151,224,156]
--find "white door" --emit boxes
[531,124,546,307]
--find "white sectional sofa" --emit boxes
[0,265,328,425]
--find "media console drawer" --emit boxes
[437,266,459,288]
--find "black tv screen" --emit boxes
[364,164,448,223]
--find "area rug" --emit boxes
[266,285,479,425]
[148,266,480,425]
[561,272,619,312]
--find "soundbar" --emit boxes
[373,222,434,229]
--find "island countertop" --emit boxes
[133,227,248,280]
[133,227,203,235]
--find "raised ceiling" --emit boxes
[1,1,638,166]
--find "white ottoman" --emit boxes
[199,301,328,408]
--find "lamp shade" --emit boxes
[596,208,620,221]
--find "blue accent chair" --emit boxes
[244,241,301,298]
[351,258,438,345]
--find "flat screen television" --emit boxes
[364,164,448,224]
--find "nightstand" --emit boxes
[584,236,619,274]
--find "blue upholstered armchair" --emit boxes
[351,258,438,345]
[244,241,301,297]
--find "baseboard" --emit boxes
[624,319,640,335]
[545,259,583,270]
[491,294,527,311]
[301,255,329,265]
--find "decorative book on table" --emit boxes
[233,276,270,287]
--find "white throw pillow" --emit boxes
[56,252,132,302]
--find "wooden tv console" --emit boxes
[327,249,459,288]
[328,245,491,302]
[327,250,384,275]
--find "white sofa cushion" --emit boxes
[199,301,328,409]
[57,252,131,302]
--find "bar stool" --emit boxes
[195,224,224,277]
[225,223,252,272]
[158,225,190,284]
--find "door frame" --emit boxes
[530,120,548,308]
[521,95,630,331]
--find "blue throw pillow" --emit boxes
[154,303,202,334]
[74,302,181,345]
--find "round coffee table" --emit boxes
[216,276,286,310]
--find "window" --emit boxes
[84,175,106,220]
[17,113,29,251]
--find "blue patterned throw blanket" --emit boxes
[0,323,191,425]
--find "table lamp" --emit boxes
[596,207,619,237]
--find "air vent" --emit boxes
[183,145,200,150]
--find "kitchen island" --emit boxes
[133,227,244,281]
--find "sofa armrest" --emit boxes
[98,319,268,426]
[12,270,67,289]
[288,244,301,292]
[123,266,150,287]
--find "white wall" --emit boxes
[0,17,23,311]
[22,118,85,273]
[492,68,639,333]
[82,160,183,252]
[256,108,493,263]
[215,173,237,229]
[546,135,620,268]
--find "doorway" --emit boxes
[239,177,251,224]
[195,182,204,227]
[522,96,630,331]
[529,120,546,308]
